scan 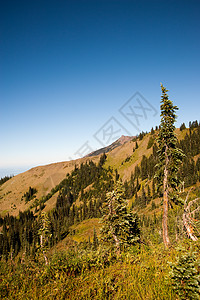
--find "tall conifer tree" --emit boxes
[156,84,184,247]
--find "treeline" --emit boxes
[123,141,159,208]
[178,121,200,157]
[49,153,114,242]
[0,154,115,260]
[178,122,200,187]
[0,210,36,260]
[0,175,13,186]
[123,120,200,208]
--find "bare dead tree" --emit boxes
[183,189,200,241]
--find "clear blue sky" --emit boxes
[1,0,200,177]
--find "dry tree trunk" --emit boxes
[182,214,198,241]
[110,225,120,255]
[40,234,48,265]
[183,189,199,241]
[163,146,170,247]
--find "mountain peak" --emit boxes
[117,135,134,144]
[86,135,134,157]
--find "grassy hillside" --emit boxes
[0,135,140,216]
[0,156,99,216]
[0,127,197,218]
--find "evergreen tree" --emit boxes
[92,227,99,250]
[124,180,129,198]
[147,185,151,203]
[140,186,147,208]
[152,178,156,199]
[180,122,186,131]
[155,84,184,247]
[115,169,120,182]
[141,155,148,180]
[98,153,107,167]
[135,165,140,178]
[100,181,140,254]
[169,251,200,299]
[38,212,51,264]
[136,177,140,191]
[134,191,138,206]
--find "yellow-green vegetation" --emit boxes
[104,133,154,181]
[0,241,199,299]
[1,119,200,299]
[70,218,101,243]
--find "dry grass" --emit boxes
[0,157,99,216]
[105,133,154,182]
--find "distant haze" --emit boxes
[0,167,32,178]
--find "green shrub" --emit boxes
[169,251,200,299]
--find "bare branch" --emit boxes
[191,205,200,216]
[187,196,200,208]
[183,192,199,241]
[183,212,198,241]
[184,188,192,209]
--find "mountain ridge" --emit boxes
[0,135,136,216]
[0,127,195,217]
[86,135,135,157]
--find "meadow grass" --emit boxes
[0,244,177,300]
